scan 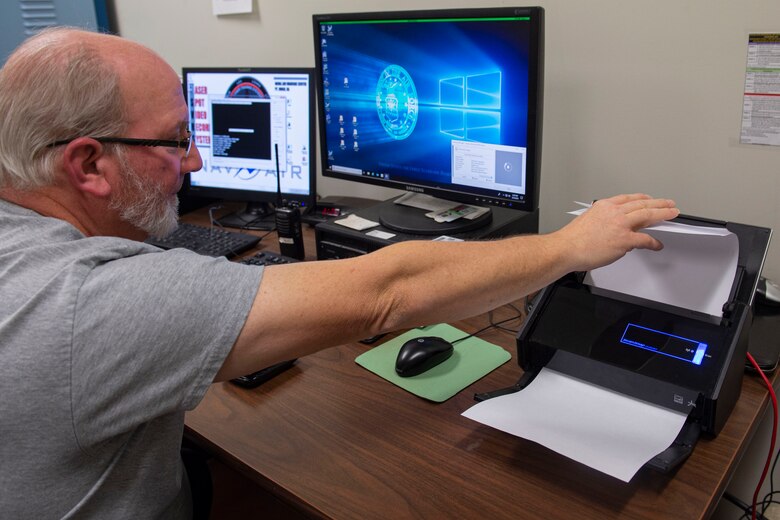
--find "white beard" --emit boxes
[107,148,179,239]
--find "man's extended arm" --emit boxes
[215,193,679,381]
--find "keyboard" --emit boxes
[146,222,260,258]
[238,250,300,266]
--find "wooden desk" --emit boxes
[183,209,774,519]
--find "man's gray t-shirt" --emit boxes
[0,200,264,518]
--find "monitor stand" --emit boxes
[378,199,492,235]
[216,201,276,230]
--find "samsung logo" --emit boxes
[405,186,424,193]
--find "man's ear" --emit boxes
[60,137,116,198]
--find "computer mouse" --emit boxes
[395,336,454,377]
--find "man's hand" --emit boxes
[555,193,679,273]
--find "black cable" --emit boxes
[759,492,775,516]
[768,438,780,506]
[240,217,276,232]
[451,309,524,345]
[255,228,276,241]
[758,491,780,518]
[488,301,525,334]
[749,336,780,518]
[721,491,748,519]
[723,491,770,520]
[208,205,277,235]
[757,449,780,516]
[742,352,779,520]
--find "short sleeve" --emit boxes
[70,248,263,446]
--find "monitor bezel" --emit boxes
[182,66,317,211]
[312,6,544,213]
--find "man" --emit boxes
[0,27,679,518]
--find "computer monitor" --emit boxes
[183,67,316,229]
[312,7,544,234]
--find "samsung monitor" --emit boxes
[183,67,316,229]
[312,7,544,234]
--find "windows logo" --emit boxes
[439,71,501,143]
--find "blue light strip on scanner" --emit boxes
[620,323,708,366]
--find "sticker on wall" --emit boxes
[212,0,252,16]
[740,33,780,146]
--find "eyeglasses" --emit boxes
[48,129,196,158]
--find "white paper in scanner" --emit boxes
[571,207,739,317]
[462,366,689,482]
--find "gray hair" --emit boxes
[0,27,127,190]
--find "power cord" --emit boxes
[724,491,770,520]
[735,352,779,520]
[760,447,780,516]
[487,300,526,334]
[451,305,524,345]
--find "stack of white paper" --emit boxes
[462,367,688,482]
[585,220,738,317]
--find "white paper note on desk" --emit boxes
[334,213,380,231]
[462,367,688,482]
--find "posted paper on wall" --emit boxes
[462,367,689,482]
[212,0,252,16]
[740,33,780,146]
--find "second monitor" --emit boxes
[184,67,316,229]
[312,6,544,235]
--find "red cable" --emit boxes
[746,352,778,520]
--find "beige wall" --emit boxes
[114,0,780,279]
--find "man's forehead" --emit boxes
[110,52,186,131]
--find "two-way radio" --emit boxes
[274,144,305,260]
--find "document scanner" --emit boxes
[476,215,771,473]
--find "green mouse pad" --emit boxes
[355,323,511,402]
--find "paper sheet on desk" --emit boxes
[570,205,739,317]
[462,366,689,482]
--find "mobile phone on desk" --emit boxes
[231,359,297,388]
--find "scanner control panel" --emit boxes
[525,283,732,395]
[620,324,708,366]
